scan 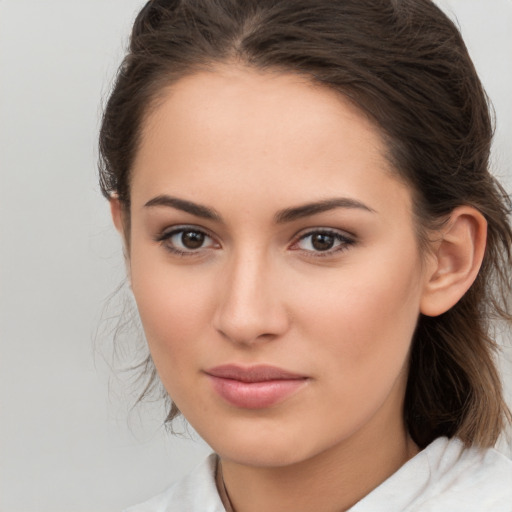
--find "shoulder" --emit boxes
[350,437,512,511]
[123,453,226,512]
[419,437,512,510]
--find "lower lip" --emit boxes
[207,376,307,409]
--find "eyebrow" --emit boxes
[144,195,375,223]
[144,195,222,221]
[274,198,375,223]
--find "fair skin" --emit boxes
[112,66,486,512]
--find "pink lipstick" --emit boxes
[205,364,308,409]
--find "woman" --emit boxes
[99,0,512,510]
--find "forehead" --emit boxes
[131,66,411,217]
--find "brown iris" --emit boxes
[181,230,205,249]
[311,233,335,251]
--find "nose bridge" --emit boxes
[213,245,288,345]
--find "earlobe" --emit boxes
[420,206,487,317]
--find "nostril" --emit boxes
[213,296,289,346]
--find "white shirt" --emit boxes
[124,437,512,511]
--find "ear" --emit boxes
[110,196,131,269]
[420,206,487,317]
[110,195,125,235]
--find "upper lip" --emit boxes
[205,364,307,383]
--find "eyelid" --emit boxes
[294,225,356,240]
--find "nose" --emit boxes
[213,251,290,346]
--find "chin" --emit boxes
[195,416,339,469]
[217,441,310,468]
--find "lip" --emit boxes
[204,364,309,409]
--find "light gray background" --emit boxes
[1,1,511,511]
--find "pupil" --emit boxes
[182,231,205,249]
[312,233,334,251]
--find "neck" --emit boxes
[220,419,418,512]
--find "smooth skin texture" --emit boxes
[112,66,487,512]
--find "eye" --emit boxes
[292,229,355,255]
[156,226,219,255]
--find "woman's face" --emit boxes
[123,67,432,467]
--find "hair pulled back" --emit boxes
[99,0,512,448]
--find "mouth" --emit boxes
[204,364,309,409]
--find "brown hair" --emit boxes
[99,0,512,448]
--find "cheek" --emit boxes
[129,253,216,372]
[296,249,423,387]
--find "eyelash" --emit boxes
[155,226,356,258]
[155,225,218,257]
[292,229,356,257]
